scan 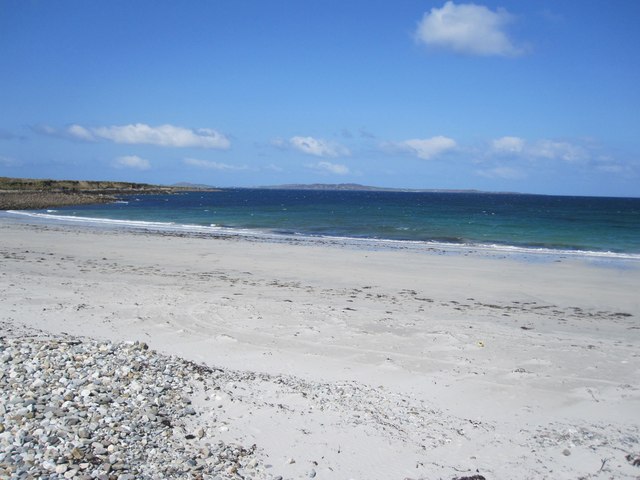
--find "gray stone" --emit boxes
[0,336,265,480]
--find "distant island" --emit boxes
[170,182,221,190]
[0,177,214,210]
[1,177,525,211]
[258,183,514,194]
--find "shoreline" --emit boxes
[4,210,640,265]
[1,216,639,478]
[0,191,116,210]
[0,176,215,210]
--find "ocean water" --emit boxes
[9,189,640,258]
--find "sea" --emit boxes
[6,189,640,260]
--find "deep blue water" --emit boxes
[16,189,640,255]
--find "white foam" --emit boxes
[5,210,270,238]
[5,210,640,262]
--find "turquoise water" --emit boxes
[12,189,640,256]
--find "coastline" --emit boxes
[1,216,639,478]
[4,209,640,265]
[0,176,215,210]
[0,191,116,210]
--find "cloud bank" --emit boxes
[476,136,611,180]
[491,136,525,154]
[113,155,151,170]
[288,136,350,157]
[387,136,457,160]
[183,158,248,171]
[491,136,588,163]
[415,1,524,57]
[307,161,350,175]
[42,123,230,149]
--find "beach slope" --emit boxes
[1,217,639,479]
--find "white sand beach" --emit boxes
[1,217,639,479]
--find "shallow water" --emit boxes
[8,189,640,257]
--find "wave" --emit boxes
[6,210,640,262]
[5,210,269,237]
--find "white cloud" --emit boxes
[113,155,151,170]
[415,1,524,57]
[490,137,589,163]
[67,124,96,142]
[307,161,350,175]
[289,136,350,157]
[479,136,611,179]
[399,136,457,160]
[492,136,525,154]
[46,123,230,149]
[528,140,588,163]
[183,158,248,171]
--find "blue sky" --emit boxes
[1,1,639,197]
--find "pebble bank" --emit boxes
[0,336,266,480]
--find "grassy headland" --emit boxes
[0,177,208,210]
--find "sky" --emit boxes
[1,1,639,197]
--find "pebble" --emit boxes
[0,336,267,479]
[64,468,78,478]
[31,378,45,388]
[0,326,487,480]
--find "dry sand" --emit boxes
[1,216,639,479]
